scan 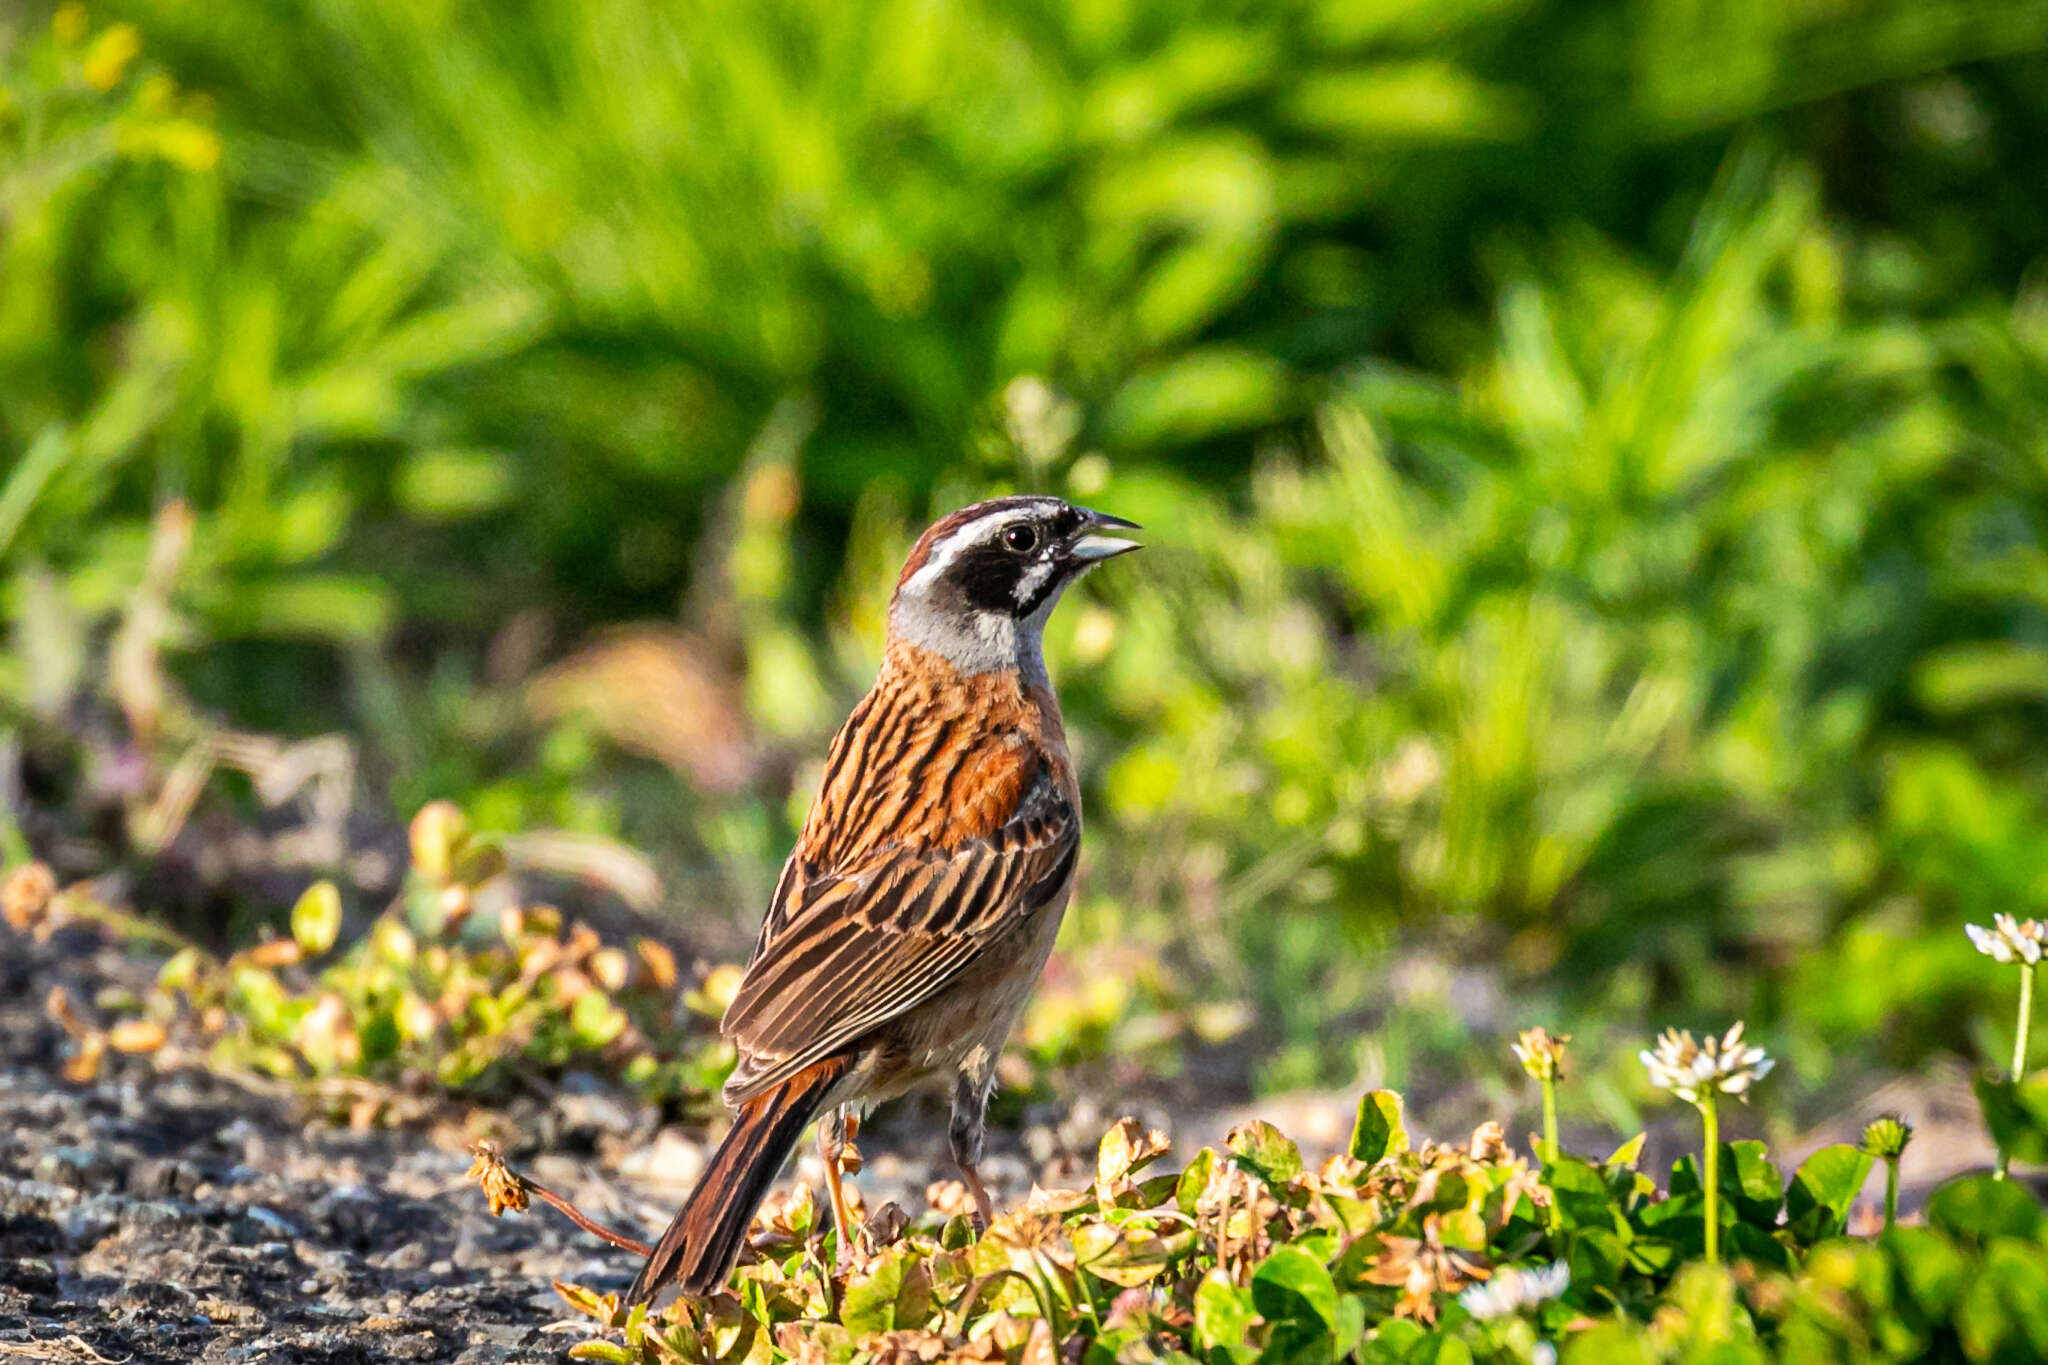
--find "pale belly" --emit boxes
[846,888,1070,1109]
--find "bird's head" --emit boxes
[888,495,1140,676]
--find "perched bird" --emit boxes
[626,496,1139,1305]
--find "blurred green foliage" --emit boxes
[7,0,2048,1108]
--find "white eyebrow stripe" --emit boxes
[901,533,965,597]
[899,512,1018,597]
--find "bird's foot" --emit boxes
[960,1161,996,1235]
[834,1227,865,1276]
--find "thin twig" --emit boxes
[525,1177,655,1257]
[467,1141,653,1257]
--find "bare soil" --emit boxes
[0,931,1114,1364]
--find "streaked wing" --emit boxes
[720,760,1076,1101]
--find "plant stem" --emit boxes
[522,1175,655,1257]
[1883,1155,1899,1232]
[2016,963,2035,1081]
[1998,962,2035,1181]
[1701,1095,1721,1266]
[1540,1074,1563,1235]
[57,887,209,957]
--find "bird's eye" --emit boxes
[1002,524,1038,553]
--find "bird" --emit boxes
[624,495,1140,1306]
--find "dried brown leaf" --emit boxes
[45,985,90,1038]
[108,1018,168,1054]
[468,1140,531,1216]
[2,862,57,932]
[63,1032,107,1084]
[635,938,679,991]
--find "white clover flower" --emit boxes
[1511,1026,1570,1082]
[1458,1261,1570,1321]
[1639,1022,1774,1106]
[1965,914,2045,966]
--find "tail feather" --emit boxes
[625,1054,850,1305]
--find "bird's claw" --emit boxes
[834,1230,863,1277]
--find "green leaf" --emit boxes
[220,574,394,645]
[1729,1220,1795,1271]
[1349,1090,1408,1163]
[1926,1174,2043,1241]
[1884,1227,1968,1318]
[290,880,343,956]
[396,447,517,521]
[1722,1141,1784,1226]
[1408,1169,1473,1218]
[1670,1145,1780,1227]
[452,836,509,888]
[1544,1155,1615,1230]
[157,947,204,994]
[1974,1070,2048,1166]
[1075,1221,1191,1288]
[1175,1147,1216,1215]
[1568,1226,1629,1288]
[1436,1207,1486,1252]
[1331,1294,1365,1359]
[228,966,289,1033]
[1228,1119,1303,1188]
[1785,1143,1875,1243]
[1251,1245,1339,1329]
[1913,641,2048,713]
[553,1281,614,1320]
[1624,1236,1682,1276]
[1423,1336,1474,1365]
[567,1342,633,1363]
[1253,1246,1340,1365]
[1560,1324,1657,1365]
[1605,1133,1647,1170]
[570,991,626,1048]
[1193,1267,1258,1354]
[1102,347,1288,446]
[1662,1261,1755,1344]
[1991,1239,2048,1359]
[1283,63,1527,143]
[839,1248,930,1334]
[1370,1319,1427,1354]
[1956,1238,2048,1360]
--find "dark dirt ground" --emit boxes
[0,930,1130,1365]
[3,937,639,1363]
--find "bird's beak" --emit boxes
[1066,509,1142,563]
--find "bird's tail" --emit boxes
[624,1054,851,1306]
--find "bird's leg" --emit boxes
[818,1110,861,1274]
[949,1073,996,1232]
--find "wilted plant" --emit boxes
[1966,915,2043,1179]
[1640,1023,1774,1264]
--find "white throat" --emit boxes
[888,583,1067,681]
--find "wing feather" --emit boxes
[721,756,1075,1101]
